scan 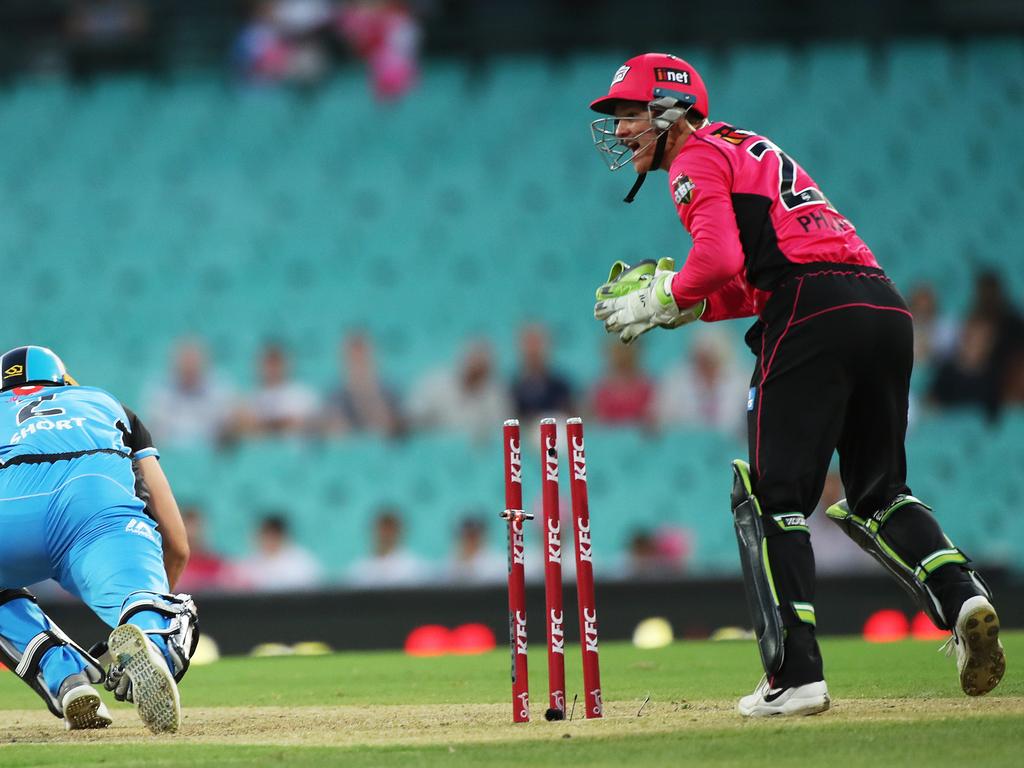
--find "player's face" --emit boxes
[613,102,657,172]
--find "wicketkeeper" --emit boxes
[588,54,1005,716]
[0,346,197,732]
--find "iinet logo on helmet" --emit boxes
[611,65,630,85]
[654,67,690,84]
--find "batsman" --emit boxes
[588,54,1005,716]
[0,346,197,732]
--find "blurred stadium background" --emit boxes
[1,1,1022,651]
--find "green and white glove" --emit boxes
[593,258,706,344]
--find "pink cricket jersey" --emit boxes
[667,122,878,321]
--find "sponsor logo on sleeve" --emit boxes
[747,387,757,411]
[611,65,630,86]
[672,173,695,205]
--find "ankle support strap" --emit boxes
[826,496,977,629]
[118,591,199,682]
[0,589,104,718]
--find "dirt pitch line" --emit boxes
[4,697,1023,748]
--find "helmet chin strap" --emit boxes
[623,129,670,204]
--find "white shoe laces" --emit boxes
[938,633,958,658]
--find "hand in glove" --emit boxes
[594,257,706,344]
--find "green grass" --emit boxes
[4,718,1023,768]
[2,634,1022,766]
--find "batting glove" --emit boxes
[594,257,705,344]
[105,663,134,703]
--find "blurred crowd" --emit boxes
[13,0,423,100]
[176,504,694,594]
[175,504,504,593]
[233,0,423,97]
[911,270,1024,420]
[142,322,752,452]
[144,267,1024,457]
[144,266,1023,591]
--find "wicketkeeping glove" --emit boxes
[593,257,706,344]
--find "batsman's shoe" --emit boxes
[948,595,1005,697]
[108,623,181,733]
[60,680,112,731]
[737,676,830,717]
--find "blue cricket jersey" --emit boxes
[0,385,158,465]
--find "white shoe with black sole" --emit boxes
[108,623,181,733]
[61,683,113,730]
[738,676,830,717]
[949,595,1005,697]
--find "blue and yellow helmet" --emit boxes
[0,346,78,392]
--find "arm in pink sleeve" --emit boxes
[701,274,758,322]
[668,140,746,307]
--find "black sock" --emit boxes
[773,624,823,688]
[930,564,985,628]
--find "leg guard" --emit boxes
[826,495,991,630]
[731,460,786,676]
[117,591,199,682]
[0,589,105,718]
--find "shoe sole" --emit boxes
[109,624,181,733]
[960,604,1006,697]
[63,690,112,730]
[738,695,831,717]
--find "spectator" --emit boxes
[175,505,234,593]
[907,284,958,368]
[233,0,334,85]
[656,328,748,434]
[336,1,421,100]
[970,269,1024,339]
[1003,350,1024,408]
[510,324,574,423]
[347,507,431,588]
[236,342,320,436]
[407,340,510,441]
[65,0,159,81]
[443,517,506,585]
[623,530,660,578]
[234,514,324,591]
[970,269,1024,409]
[590,340,655,425]
[621,527,691,579]
[929,312,1001,417]
[324,331,402,437]
[143,338,235,448]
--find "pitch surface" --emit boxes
[1,634,1021,765]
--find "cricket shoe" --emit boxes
[60,677,112,731]
[946,595,1005,697]
[108,623,181,733]
[737,676,830,717]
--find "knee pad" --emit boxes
[0,589,104,718]
[826,495,990,629]
[118,591,199,682]
[731,460,787,676]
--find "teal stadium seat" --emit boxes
[1,40,1021,576]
